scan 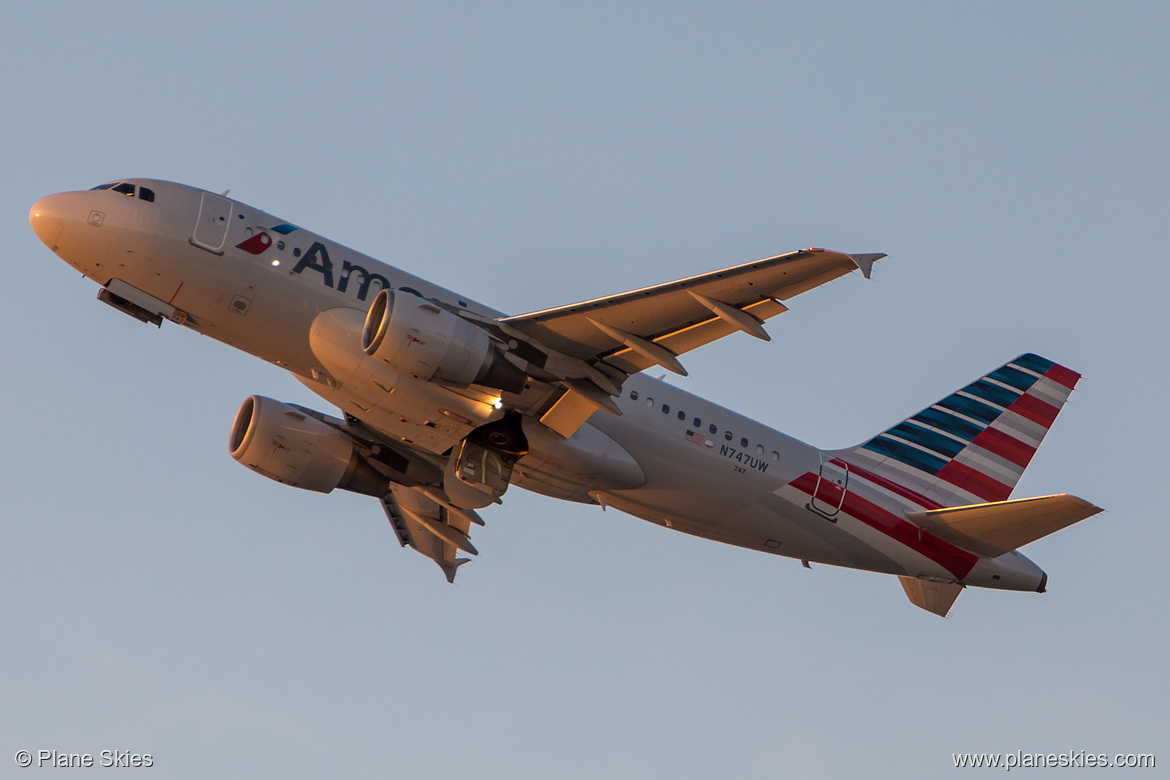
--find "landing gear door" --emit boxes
[809,456,849,519]
[191,191,233,254]
[443,440,515,510]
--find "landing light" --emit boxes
[491,398,504,410]
[271,259,280,267]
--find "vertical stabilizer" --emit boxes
[843,354,1080,508]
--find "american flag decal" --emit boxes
[685,430,707,446]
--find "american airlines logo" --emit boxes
[291,242,392,302]
[236,231,273,255]
[236,228,418,304]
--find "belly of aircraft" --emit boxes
[601,481,905,575]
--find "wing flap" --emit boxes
[906,493,1103,558]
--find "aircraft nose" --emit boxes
[30,193,68,249]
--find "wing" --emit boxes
[502,248,883,375]
[381,485,485,582]
[496,248,884,435]
[337,250,882,577]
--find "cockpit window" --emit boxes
[89,181,156,202]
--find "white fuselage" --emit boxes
[30,179,1045,592]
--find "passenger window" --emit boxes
[740,437,749,447]
[708,424,717,435]
[138,187,155,202]
[646,397,654,408]
[630,391,639,400]
[677,411,685,421]
[771,451,780,462]
[112,183,136,196]
[661,404,669,413]
[693,417,701,427]
[724,431,733,441]
[756,444,764,455]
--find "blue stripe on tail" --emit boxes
[838,353,1080,508]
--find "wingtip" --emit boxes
[441,558,471,584]
[849,252,887,279]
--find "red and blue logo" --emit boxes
[235,223,298,255]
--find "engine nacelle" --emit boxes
[229,396,387,496]
[361,289,526,393]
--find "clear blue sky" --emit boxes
[3,2,1167,777]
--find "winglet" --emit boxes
[441,558,471,584]
[849,252,886,279]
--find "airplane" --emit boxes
[29,178,1102,616]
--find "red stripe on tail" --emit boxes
[971,427,1036,468]
[831,459,945,511]
[788,472,979,579]
[936,460,1012,502]
[1008,393,1060,428]
[1045,363,1080,390]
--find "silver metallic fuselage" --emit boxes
[30,179,1045,592]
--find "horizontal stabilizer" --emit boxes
[906,493,1102,558]
[899,577,963,617]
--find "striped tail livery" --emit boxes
[846,353,1080,508]
[792,354,1102,617]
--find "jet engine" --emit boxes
[361,289,526,393]
[229,395,388,496]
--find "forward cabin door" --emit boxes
[191,191,233,254]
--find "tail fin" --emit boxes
[842,354,1080,508]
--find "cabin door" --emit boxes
[192,191,233,254]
